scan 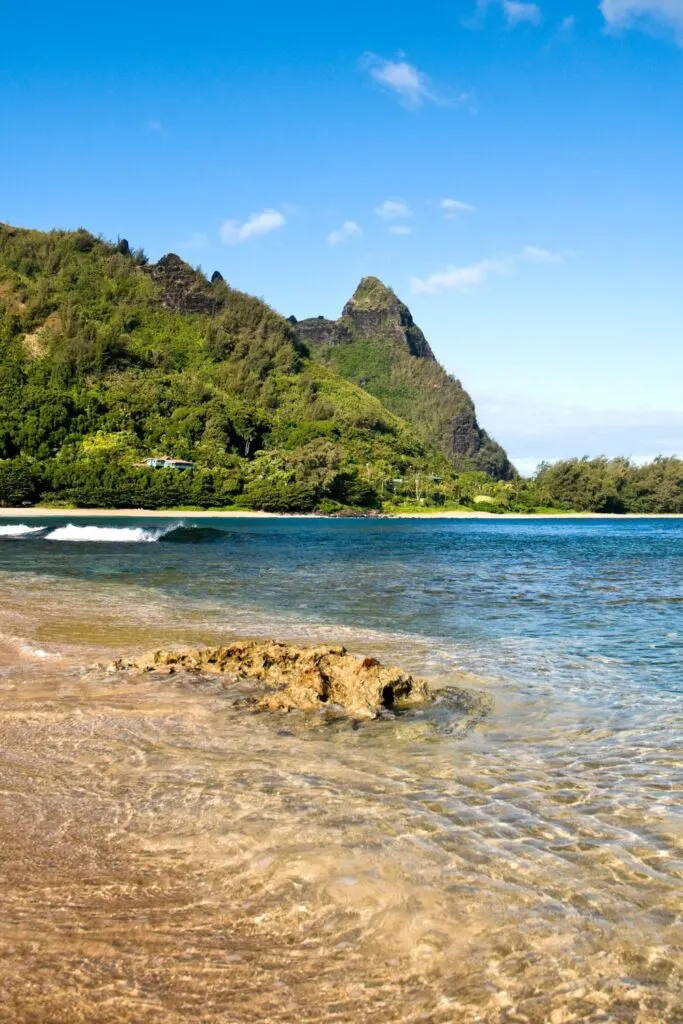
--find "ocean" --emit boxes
[0,515,681,1022]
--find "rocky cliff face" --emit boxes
[341,277,436,360]
[144,253,224,316]
[296,276,514,480]
[296,277,435,360]
[294,316,352,348]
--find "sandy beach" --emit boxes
[0,507,682,520]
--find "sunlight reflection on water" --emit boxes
[0,517,682,1022]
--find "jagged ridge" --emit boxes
[295,276,514,480]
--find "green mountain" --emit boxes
[0,224,467,511]
[294,276,514,480]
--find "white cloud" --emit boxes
[390,225,413,235]
[360,53,435,107]
[411,245,564,295]
[600,0,683,41]
[441,197,476,217]
[360,52,454,107]
[502,0,542,25]
[327,221,363,246]
[559,14,576,33]
[179,232,208,250]
[411,257,513,295]
[375,199,411,220]
[147,120,166,135]
[220,209,286,245]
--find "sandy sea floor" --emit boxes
[0,517,682,1022]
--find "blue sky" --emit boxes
[2,0,682,472]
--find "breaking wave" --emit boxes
[45,524,167,543]
[0,522,229,544]
[0,524,46,538]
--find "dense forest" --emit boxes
[533,456,683,514]
[0,224,457,511]
[432,457,683,515]
[0,223,681,514]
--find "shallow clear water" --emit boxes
[0,516,681,1022]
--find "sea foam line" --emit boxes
[0,524,46,538]
[44,523,172,543]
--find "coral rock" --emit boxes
[109,641,432,719]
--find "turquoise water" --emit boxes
[1,515,682,1022]
[2,515,682,695]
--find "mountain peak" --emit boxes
[292,274,514,481]
[348,276,400,311]
[340,277,435,361]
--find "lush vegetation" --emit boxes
[0,224,459,511]
[533,457,683,514]
[1,225,679,515]
[310,332,513,479]
[379,458,683,515]
[297,278,514,480]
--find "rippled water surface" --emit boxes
[0,515,682,1023]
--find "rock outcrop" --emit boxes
[342,276,436,360]
[109,641,432,719]
[294,316,353,349]
[144,253,225,316]
[295,277,515,480]
[296,277,435,361]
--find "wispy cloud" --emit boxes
[600,0,683,42]
[179,232,209,250]
[220,209,286,245]
[390,225,413,235]
[411,246,564,295]
[359,52,470,108]
[412,256,514,295]
[559,14,576,34]
[375,199,411,220]
[522,245,565,263]
[327,220,363,246]
[502,0,542,26]
[360,53,438,107]
[441,197,476,218]
[477,391,683,466]
[147,119,166,135]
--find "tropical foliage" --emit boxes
[1,225,679,514]
[0,224,455,510]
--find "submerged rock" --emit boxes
[108,641,432,719]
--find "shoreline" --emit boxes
[1,506,682,520]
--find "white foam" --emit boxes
[45,524,165,543]
[18,641,58,659]
[0,524,45,538]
